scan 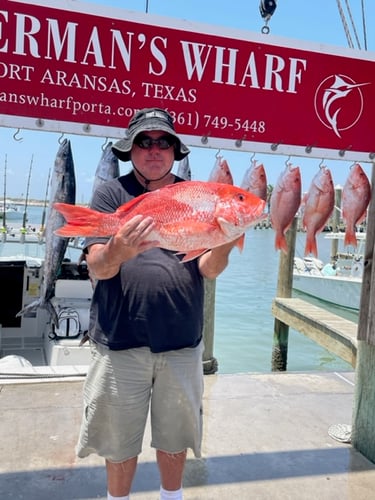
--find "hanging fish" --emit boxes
[270,163,301,253]
[341,163,371,247]
[91,142,120,200]
[208,156,233,185]
[54,181,266,263]
[302,166,335,257]
[17,139,76,325]
[240,160,268,202]
[176,155,192,181]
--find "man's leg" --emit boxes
[156,449,187,491]
[106,457,138,497]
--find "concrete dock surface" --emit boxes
[1,370,375,500]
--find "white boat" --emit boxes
[0,201,23,221]
[0,247,92,380]
[293,233,365,311]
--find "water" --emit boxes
[2,205,355,374]
[213,228,356,374]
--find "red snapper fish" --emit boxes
[270,163,302,253]
[54,180,266,262]
[208,156,233,184]
[302,166,335,257]
[240,161,268,202]
[341,163,371,247]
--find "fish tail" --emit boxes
[344,228,358,248]
[304,235,318,257]
[235,234,245,252]
[16,299,40,318]
[274,232,288,254]
[53,202,108,237]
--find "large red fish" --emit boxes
[240,161,268,202]
[270,163,301,253]
[208,156,233,184]
[302,166,335,257]
[54,181,266,262]
[341,163,371,247]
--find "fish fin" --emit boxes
[356,209,368,226]
[115,191,151,214]
[53,202,112,237]
[16,299,39,317]
[235,234,245,253]
[274,232,288,254]
[304,235,318,257]
[344,228,358,248]
[180,249,208,262]
[216,217,241,239]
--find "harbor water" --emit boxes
[2,204,355,374]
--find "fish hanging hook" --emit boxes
[13,128,23,142]
[285,155,291,167]
[250,152,256,162]
[319,158,325,169]
[58,132,65,144]
[215,149,221,159]
[101,137,109,151]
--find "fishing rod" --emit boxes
[2,154,7,231]
[39,166,51,233]
[22,154,33,231]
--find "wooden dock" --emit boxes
[272,297,358,367]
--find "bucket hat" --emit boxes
[112,108,190,162]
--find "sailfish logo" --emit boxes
[314,75,370,138]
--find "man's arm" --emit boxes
[198,237,242,280]
[86,215,156,280]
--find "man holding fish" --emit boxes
[75,108,248,500]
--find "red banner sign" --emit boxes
[1,0,375,160]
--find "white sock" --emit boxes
[160,486,183,500]
[107,493,129,500]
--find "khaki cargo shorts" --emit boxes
[76,340,204,462]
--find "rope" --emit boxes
[344,0,362,49]
[335,0,354,48]
[361,0,368,50]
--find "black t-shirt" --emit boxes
[86,172,204,352]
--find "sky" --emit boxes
[1,0,374,203]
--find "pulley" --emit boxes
[259,0,277,19]
[259,0,277,34]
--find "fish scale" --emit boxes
[54,180,266,262]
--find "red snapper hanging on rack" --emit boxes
[270,162,302,253]
[302,166,335,257]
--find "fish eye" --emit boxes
[237,193,245,201]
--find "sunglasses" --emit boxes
[134,135,176,150]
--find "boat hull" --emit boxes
[293,273,362,310]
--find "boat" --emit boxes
[0,246,92,379]
[292,233,365,311]
[0,200,23,221]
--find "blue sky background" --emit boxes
[2,0,374,202]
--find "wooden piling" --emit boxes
[202,278,218,375]
[271,217,297,371]
[352,161,375,463]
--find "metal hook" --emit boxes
[285,155,291,167]
[101,137,109,151]
[215,149,221,159]
[319,159,325,168]
[13,128,23,142]
[250,152,256,162]
[58,132,65,144]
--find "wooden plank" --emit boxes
[272,297,358,367]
